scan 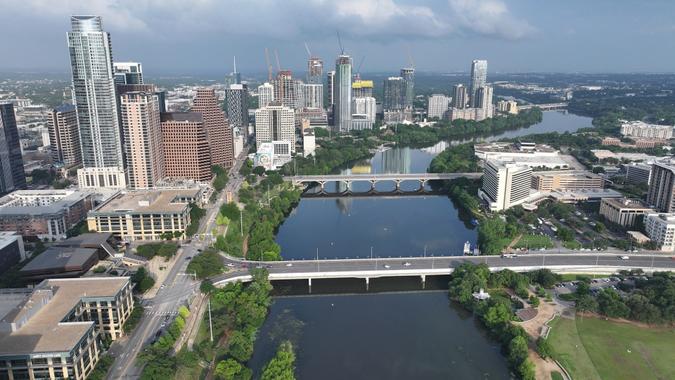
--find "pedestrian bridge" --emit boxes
[518,102,568,111]
[285,172,482,194]
[211,253,675,289]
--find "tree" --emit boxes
[528,295,540,307]
[227,330,254,362]
[518,359,536,380]
[216,213,230,226]
[261,341,296,380]
[556,227,574,242]
[507,336,529,367]
[483,302,512,329]
[215,359,251,380]
[253,166,266,176]
[597,288,629,318]
[536,337,553,359]
[576,294,598,312]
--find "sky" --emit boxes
[2,0,675,75]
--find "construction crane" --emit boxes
[336,30,344,55]
[264,48,273,82]
[356,56,366,79]
[304,42,312,58]
[274,49,282,72]
[406,46,415,69]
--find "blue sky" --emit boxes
[1,0,674,74]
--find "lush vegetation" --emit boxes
[448,263,537,380]
[280,135,377,175]
[513,234,554,250]
[548,315,675,380]
[186,204,206,237]
[135,242,178,260]
[385,108,543,147]
[88,354,114,380]
[131,267,156,293]
[187,248,225,279]
[213,165,229,193]
[138,306,191,378]
[428,144,480,173]
[573,272,675,324]
[478,215,520,255]
[261,341,296,380]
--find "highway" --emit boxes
[107,151,248,379]
[211,252,675,285]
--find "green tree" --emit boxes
[261,341,296,380]
[536,337,552,359]
[227,330,254,362]
[215,359,251,380]
[507,336,529,367]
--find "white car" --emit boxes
[285,263,293,267]
[226,263,235,268]
[383,264,391,269]
[619,256,630,260]
[402,262,412,267]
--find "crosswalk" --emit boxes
[144,310,178,316]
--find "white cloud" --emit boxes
[448,0,534,40]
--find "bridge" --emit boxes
[519,102,568,111]
[286,172,482,193]
[211,253,675,289]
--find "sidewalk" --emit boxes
[174,292,207,352]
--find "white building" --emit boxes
[255,103,295,153]
[233,127,244,158]
[300,83,324,109]
[497,100,518,114]
[479,159,532,211]
[427,94,451,119]
[620,120,674,139]
[77,167,127,190]
[253,141,292,171]
[645,213,675,251]
[257,82,274,108]
[303,130,316,157]
[352,96,376,123]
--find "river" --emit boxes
[251,111,592,378]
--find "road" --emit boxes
[108,151,248,379]
[211,252,675,285]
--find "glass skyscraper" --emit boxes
[469,60,488,108]
[0,103,26,195]
[68,16,124,169]
[400,67,415,109]
[334,55,352,133]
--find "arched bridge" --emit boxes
[285,172,482,193]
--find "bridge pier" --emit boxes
[419,179,427,191]
[318,182,325,193]
[395,180,401,193]
[308,278,312,293]
[365,277,369,291]
[421,274,426,289]
[369,180,376,192]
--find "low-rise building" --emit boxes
[0,190,94,240]
[77,166,127,190]
[303,129,316,157]
[252,141,292,171]
[87,189,202,241]
[0,277,133,380]
[0,232,25,275]
[531,170,604,191]
[599,198,655,227]
[474,141,570,169]
[620,120,674,139]
[645,213,675,251]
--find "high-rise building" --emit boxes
[476,85,494,119]
[469,59,488,107]
[47,104,81,167]
[160,112,212,182]
[427,94,451,119]
[68,16,124,170]
[383,77,405,111]
[452,84,468,109]
[352,97,376,123]
[225,84,250,134]
[192,88,234,168]
[647,161,675,212]
[327,70,336,107]
[334,55,352,133]
[308,56,323,84]
[0,103,26,195]
[258,82,275,108]
[645,213,675,251]
[479,159,531,211]
[352,80,374,98]
[113,62,143,85]
[119,91,164,189]
[400,67,415,109]
[300,83,324,109]
[273,71,298,109]
[255,103,295,153]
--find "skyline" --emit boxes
[1,1,675,74]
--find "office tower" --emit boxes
[469,59,488,107]
[352,97,376,123]
[160,112,212,182]
[480,159,531,211]
[273,71,297,109]
[646,161,675,212]
[452,84,468,109]
[334,55,352,133]
[476,85,494,120]
[119,91,164,189]
[400,67,415,109]
[258,82,275,108]
[192,88,234,168]
[327,71,336,106]
[0,103,26,195]
[47,104,81,167]
[255,103,295,153]
[383,77,405,111]
[300,83,324,109]
[113,62,143,85]
[68,15,126,189]
[352,80,374,98]
[427,94,451,119]
[308,56,323,84]
[225,84,250,134]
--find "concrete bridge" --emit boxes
[286,172,482,193]
[211,253,675,289]
[519,102,568,111]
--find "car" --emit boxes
[226,263,235,268]
[383,264,391,269]
[185,256,192,260]
[619,256,630,260]
[285,263,293,267]
[160,284,166,289]
[197,249,202,252]
[402,262,412,267]
[256,264,264,269]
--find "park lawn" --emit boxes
[558,273,605,281]
[513,234,554,249]
[548,316,601,380]
[575,316,675,380]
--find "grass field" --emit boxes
[548,316,675,380]
[513,234,554,249]
[558,273,606,281]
